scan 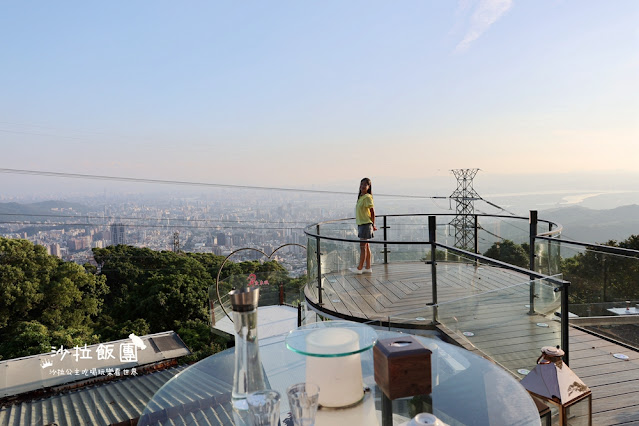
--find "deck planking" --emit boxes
[305,261,639,425]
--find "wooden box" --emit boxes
[373,335,432,400]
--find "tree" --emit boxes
[0,237,108,360]
[0,238,52,328]
[482,239,528,268]
[0,321,51,359]
[562,235,639,306]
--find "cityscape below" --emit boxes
[2,179,639,279]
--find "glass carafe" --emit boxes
[230,287,266,410]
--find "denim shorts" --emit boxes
[358,223,374,240]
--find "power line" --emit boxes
[477,225,506,242]
[477,197,519,216]
[0,212,457,229]
[0,220,305,231]
[0,212,310,225]
[0,168,449,200]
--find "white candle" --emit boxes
[305,328,363,408]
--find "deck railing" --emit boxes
[305,212,572,363]
[307,210,639,365]
[534,234,639,351]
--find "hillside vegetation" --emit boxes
[0,238,305,362]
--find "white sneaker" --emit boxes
[349,267,363,275]
[362,268,372,274]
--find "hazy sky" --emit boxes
[1,1,638,194]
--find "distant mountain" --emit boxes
[541,204,639,244]
[0,200,90,217]
[0,201,93,237]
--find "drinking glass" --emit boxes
[247,389,281,426]
[286,383,320,426]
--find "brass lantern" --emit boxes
[520,346,592,426]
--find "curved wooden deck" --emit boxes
[304,261,639,425]
[305,261,541,324]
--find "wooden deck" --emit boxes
[569,328,639,425]
[305,261,639,425]
[307,261,545,323]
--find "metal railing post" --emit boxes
[529,210,538,315]
[561,282,570,366]
[545,222,554,275]
[474,215,479,266]
[429,215,438,324]
[316,225,323,306]
[383,215,388,264]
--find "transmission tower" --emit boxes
[449,169,480,251]
[173,231,180,253]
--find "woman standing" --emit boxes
[350,177,378,274]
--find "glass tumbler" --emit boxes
[286,383,320,426]
[247,389,281,426]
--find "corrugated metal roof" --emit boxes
[0,331,190,399]
[0,365,188,426]
[138,363,237,426]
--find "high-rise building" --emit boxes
[110,223,126,246]
[49,243,61,258]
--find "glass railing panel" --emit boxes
[546,240,639,349]
[434,245,477,264]
[476,216,530,254]
[208,283,229,328]
[388,305,436,328]
[299,302,321,326]
[383,242,430,263]
[534,237,562,276]
[445,218,479,253]
[308,239,438,325]
[281,274,307,307]
[306,237,319,301]
[384,215,430,243]
[549,241,639,314]
[320,238,359,275]
[477,227,502,255]
[437,279,562,378]
[210,270,304,328]
[362,319,385,329]
[435,219,454,246]
[533,276,563,316]
[314,220,354,239]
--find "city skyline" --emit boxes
[1,1,637,194]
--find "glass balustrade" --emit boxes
[541,240,639,349]
[303,213,575,374]
[437,278,562,377]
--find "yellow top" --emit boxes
[355,194,374,225]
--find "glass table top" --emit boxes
[139,325,541,426]
[285,321,378,357]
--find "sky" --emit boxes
[1,1,638,198]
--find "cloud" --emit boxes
[455,0,513,53]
